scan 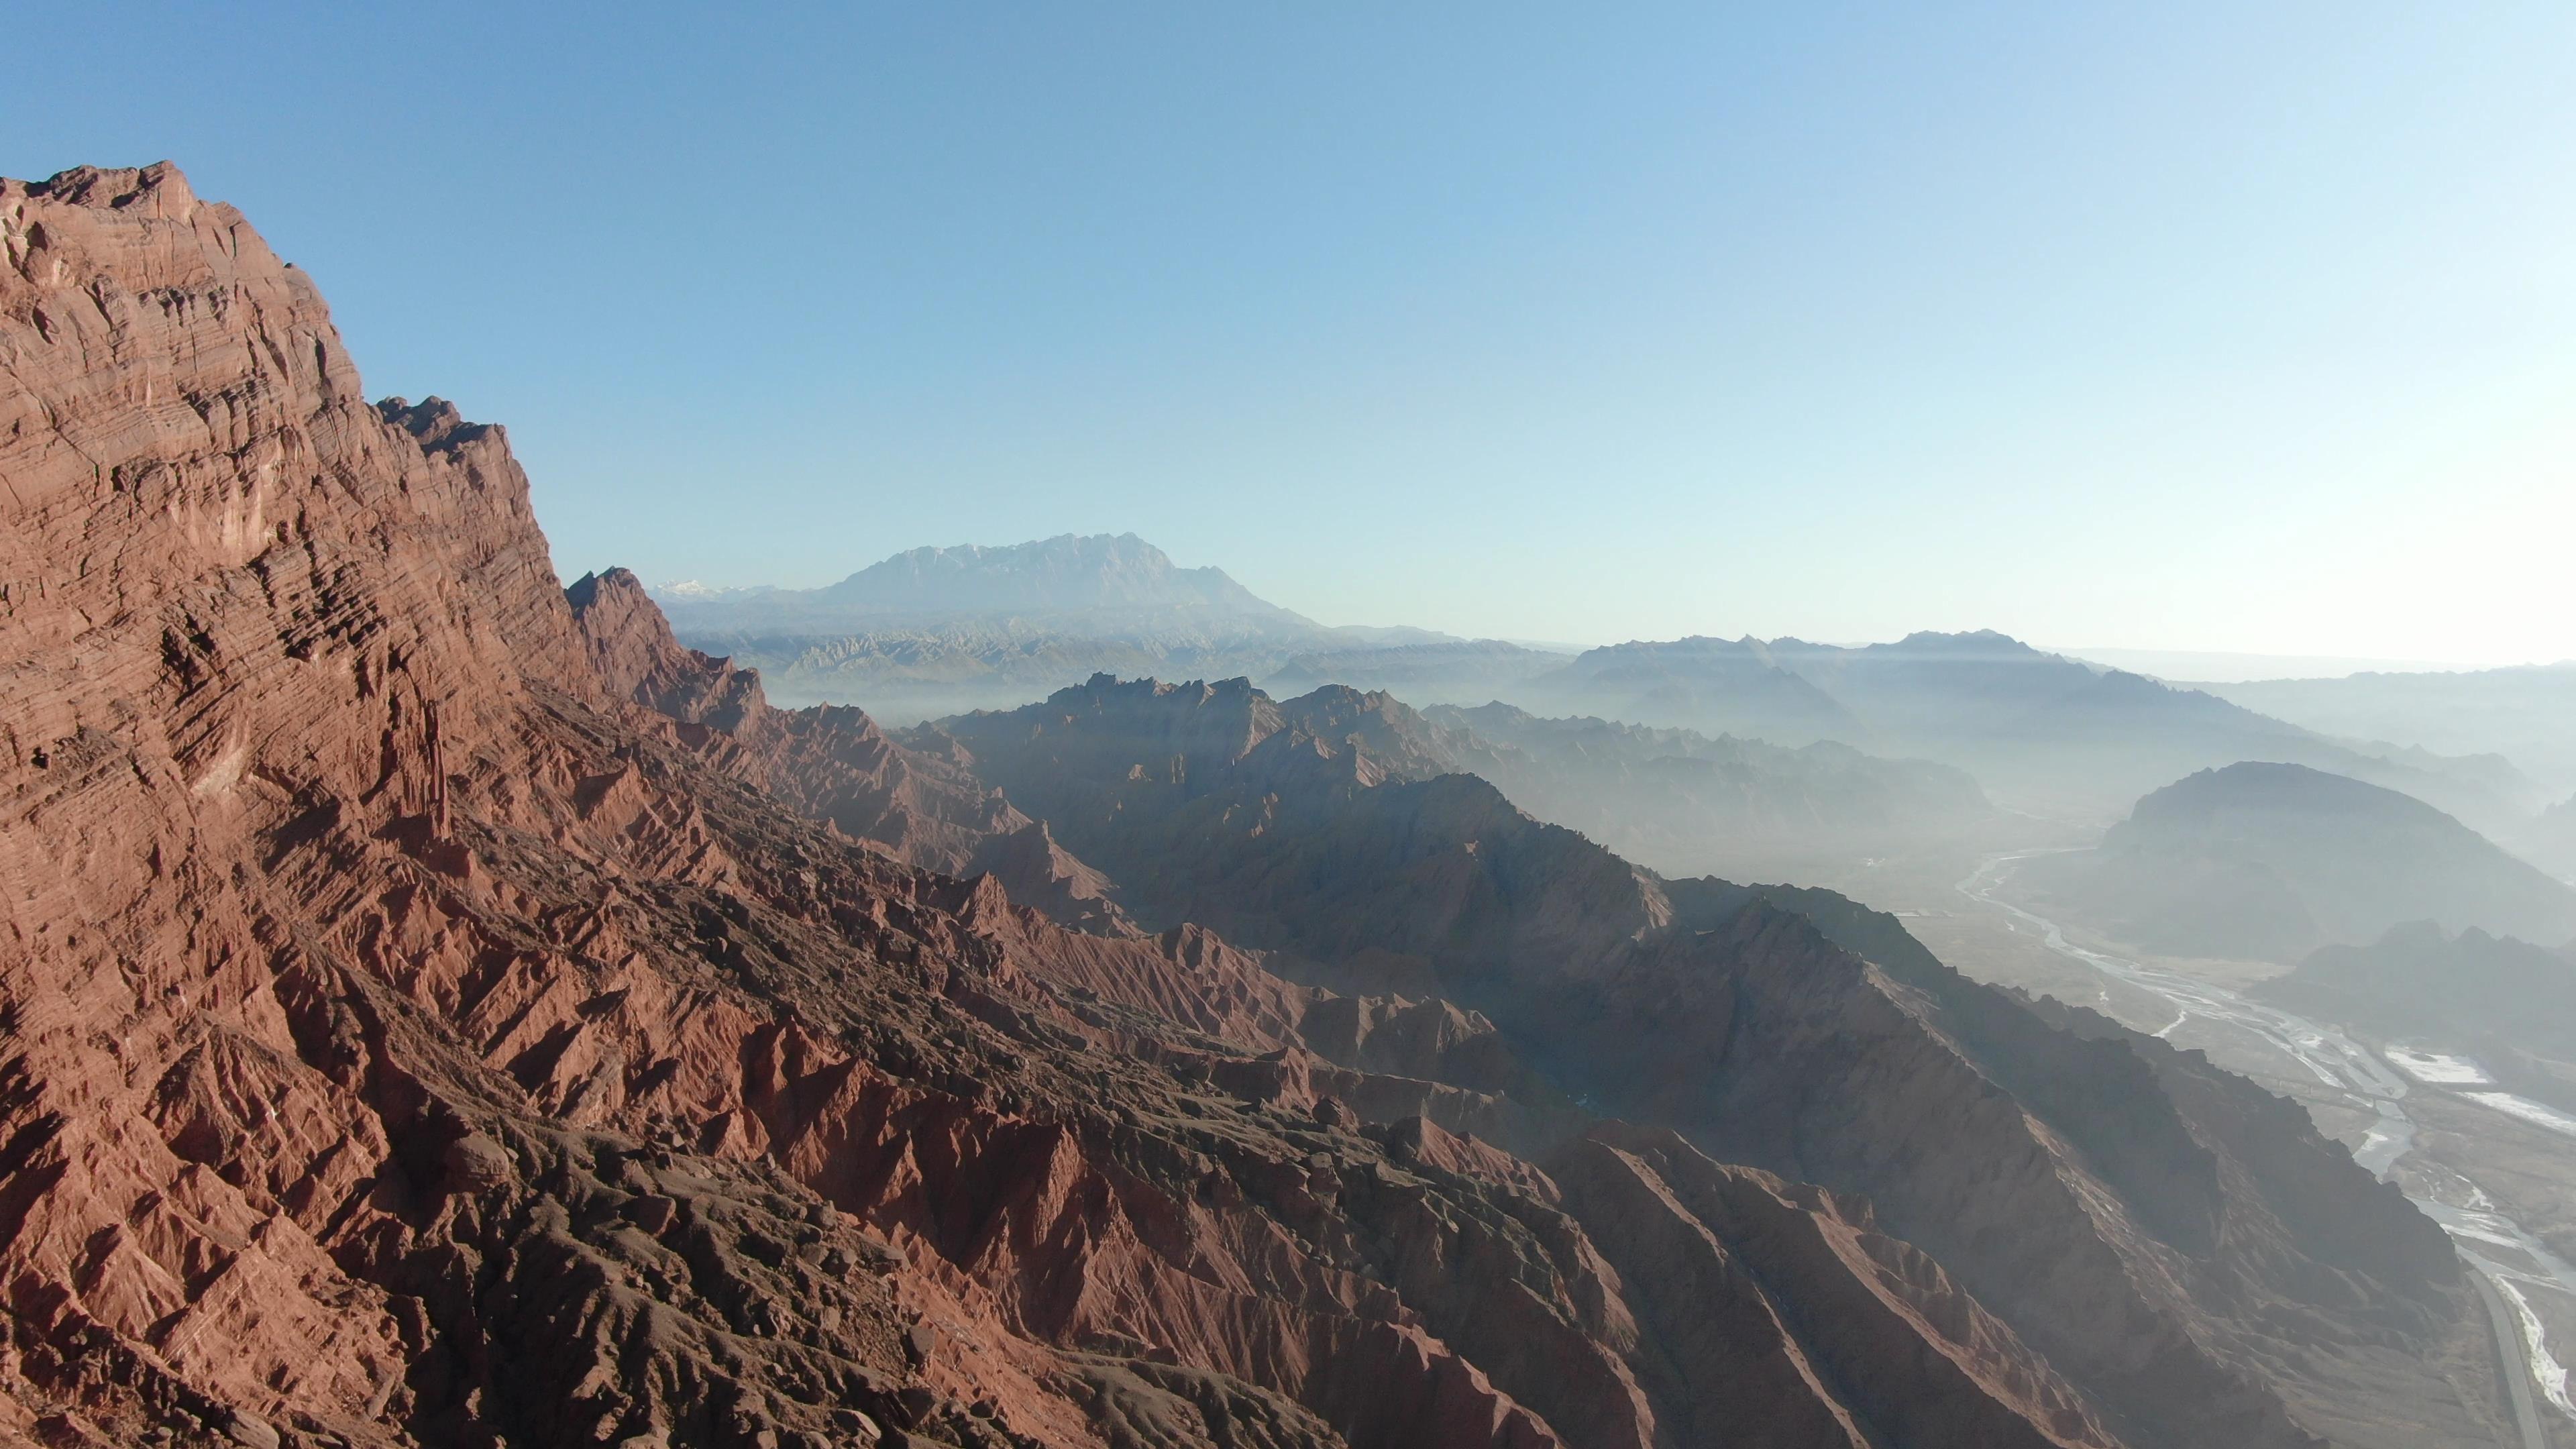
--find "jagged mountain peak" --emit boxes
[24,158,199,212]
[996,673,1498,782]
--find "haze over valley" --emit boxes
[657,533,2559,839]
[662,527,2576,1444]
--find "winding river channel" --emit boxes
[1957,851,2576,1448]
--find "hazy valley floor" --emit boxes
[1904,849,2576,1449]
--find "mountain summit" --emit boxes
[813,532,1304,620]
[2027,762,2576,960]
[663,532,1320,636]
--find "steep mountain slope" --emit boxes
[1417,702,1994,880]
[0,161,2303,1449]
[2023,763,2576,961]
[918,677,2509,1449]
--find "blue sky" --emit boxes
[12,3,2573,663]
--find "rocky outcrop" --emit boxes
[567,567,1135,936]
[0,163,2188,1449]
[568,566,767,733]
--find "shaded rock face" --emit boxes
[926,678,2508,1449]
[2256,922,2576,1105]
[0,163,2186,1449]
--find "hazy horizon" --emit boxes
[637,533,2565,675]
[12,3,2572,666]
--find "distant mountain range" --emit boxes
[665,532,1322,637]
[2053,646,2473,684]
[1520,631,2540,824]
[2206,663,2576,808]
[1265,639,1569,700]
[664,535,2542,832]
[2021,763,2576,962]
[660,534,1550,720]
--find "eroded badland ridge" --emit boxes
[0,165,2526,1448]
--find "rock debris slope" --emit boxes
[0,163,2521,1449]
